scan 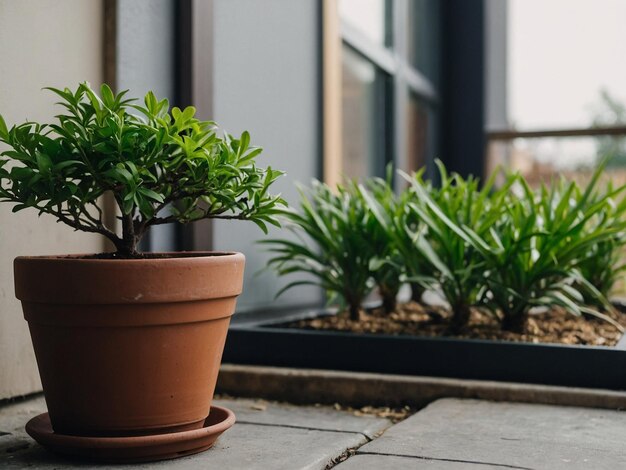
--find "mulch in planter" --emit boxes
[288,302,626,347]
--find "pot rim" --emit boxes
[15,251,241,262]
[14,251,246,304]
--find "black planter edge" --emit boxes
[224,308,626,391]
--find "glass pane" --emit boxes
[339,0,391,47]
[341,46,389,179]
[406,94,432,173]
[407,0,440,85]
[509,0,626,129]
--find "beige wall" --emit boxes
[0,0,105,399]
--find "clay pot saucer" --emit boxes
[25,406,235,463]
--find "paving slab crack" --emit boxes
[235,420,371,440]
[356,451,535,470]
[321,424,390,468]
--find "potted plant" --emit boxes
[0,84,284,443]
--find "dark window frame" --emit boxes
[337,0,442,187]
[171,0,488,246]
[175,0,214,251]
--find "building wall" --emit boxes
[212,0,324,312]
[0,0,105,399]
[0,0,324,399]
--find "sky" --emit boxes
[509,0,626,130]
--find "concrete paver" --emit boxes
[218,397,390,438]
[0,395,389,469]
[4,396,626,470]
[348,398,626,470]
[3,424,370,470]
[335,454,499,469]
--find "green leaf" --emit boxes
[138,187,165,203]
[0,115,8,140]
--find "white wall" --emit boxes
[212,0,324,312]
[0,0,105,399]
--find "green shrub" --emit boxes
[264,181,374,321]
[265,157,626,334]
[265,176,408,319]
[0,83,285,257]
[579,239,626,305]
[360,175,404,313]
[440,167,626,332]
[577,179,626,304]
[361,169,438,308]
[401,161,513,330]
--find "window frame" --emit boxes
[323,0,440,188]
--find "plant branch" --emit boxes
[147,212,250,227]
[44,204,122,247]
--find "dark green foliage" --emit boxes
[360,170,437,309]
[263,181,374,321]
[266,160,626,334]
[577,179,626,305]
[402,161,512,330]
[360,176,404,314]
[264,177,407,319]
[0,83,285,257]
[441,166,626,332]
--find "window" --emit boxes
[328,0,440,183]
[486,0,626,183]
[407,0,440,86]
[406,92,433,174]
[341,46,391,179]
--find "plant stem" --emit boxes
[501,309,529,333]
[450,302,471,332]
[344,291,363,321]
[410,283,424,303]
[348,303,361,322]
[380,285,398,314]
[119,208,139,257]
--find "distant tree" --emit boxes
[591,88,626,167]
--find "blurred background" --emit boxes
[1,0,625,399]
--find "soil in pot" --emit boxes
[287,302,626,347]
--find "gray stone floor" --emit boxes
[335,399,626,470]
[2,396,625,469]
[0,396,390,469]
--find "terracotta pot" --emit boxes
[14,252,244,437]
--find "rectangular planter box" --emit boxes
[223,307,626,391]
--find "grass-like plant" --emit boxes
[360,175,404,313]
[436,167,626,332]
[264,157,626,335]
[579,239,626,306]
[402,161,513,330]
[577,179,626,304]
[361,170,439,309]
[0,83,285,257]
[263,181,373,321]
